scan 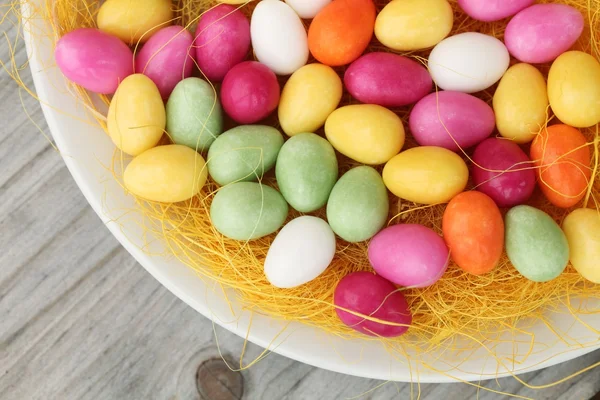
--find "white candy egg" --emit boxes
[285,0,331,19]
[428,32,510,93]
[264,216,336,288]
[251,0,309,75]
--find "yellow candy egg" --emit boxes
[493,63,549,144]
[124,145,208,203]
[383,147,468,204]
[562,208,600,283]
[97,0,173,44]
[375,0,453,51]
[278,64,343,137]
[107,74,165,156]
[548,51,600,128]
[325,104,405,165]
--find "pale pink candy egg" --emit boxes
[334,272,412,337]
[135,26,194,100]
[458,0,534,22]
[368,224,449,288]
[55,28,133,94]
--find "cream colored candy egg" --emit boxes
[107,74,165,156]
[124,145,208,203]
[278,63,342,137]
[493,63,549,144]
[285,0,331,19]
[375,0,453,51]
[562,208,600,283]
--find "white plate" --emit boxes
[22,0,600,383]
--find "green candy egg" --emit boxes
[166,78,224,152]
[505,205,569,282]
[275,133,338,212]
[210,182,288,241]
[327,166,389,242]
[207,125,284,186]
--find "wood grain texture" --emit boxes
[1,21,600,400]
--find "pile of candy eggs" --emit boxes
[54,0,600,338]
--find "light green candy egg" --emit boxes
[326,166,389,243]
[275,133,338,213]
[166,78,224,152]
[505,205,569,282]
[207,125,284,186]
[210,182,288,241]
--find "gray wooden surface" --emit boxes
[2,21,600,400]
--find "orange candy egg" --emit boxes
[530,124,591,208]
[442,191,504,275]
[307,0,376,67]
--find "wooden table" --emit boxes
[2,23,600,400]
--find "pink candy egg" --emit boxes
[409,91,495,152]
[221,61,280,124]
[473,138,536,207]
[344,52,432,107]
[369,224,449,288]
[458,0,534,22]
[135,26,194,99]
[54,28,133,94]
[505,4,584,64]
[195,4,251,81]
[334,272,412,337]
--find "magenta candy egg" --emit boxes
[505,4,584,64]
[135,26,194,99]
[54,28,133,94]
[344,52,432,107]
[409,91,495,152]
[458,0,534,22]
[473,138,536,207]
[334,272,412,338]
[195,4,251,81]
[221,61,280,124]
[368,224,449,288]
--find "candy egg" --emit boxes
[97,0,173,44]
[334,272,412,337]
[221,61,280,124]
[428,33,510,93]
[369,224,449,288]
[409,91,495,152]
[375,0,453,51]
[278,64,342,137]
[195,4,251,81]
[207,125,284,186]
[210,182,289,241]
[505,205,569,282]
[107,74,165,156]
[135,26,194,99]
[251,0,309,75]
[325,105,405,165]
[308,0,376,66]
[285,0,331,19]
[326,167,389,243]
[442,191,504,275]
[264,216,336,288]
[54,28,133,94]
[530,124,591,208]
[276,133,338,212]
[493,63,549,144]
[505,4,583,64]
[458,0,534,22]
[344,53,432,107]
[472,138,536,208]
[166,78,224,152]
[383,147,468,204]
[563,208,600,284]
[124,145,207,203]
[548,51,600,128]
